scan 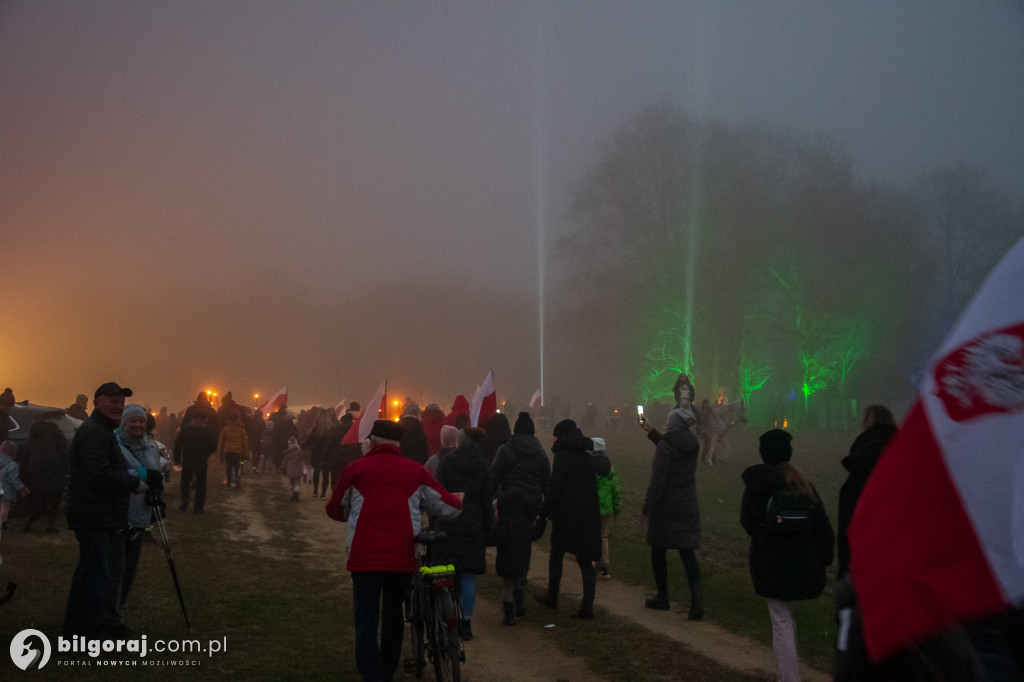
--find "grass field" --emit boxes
[0,424,856,680]
[595,424,854,674]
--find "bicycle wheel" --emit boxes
[430,590,462,682]
[405,580,426,678]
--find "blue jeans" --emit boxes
[63,528,126,637]
[351,571,410,682]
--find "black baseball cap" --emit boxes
[94,382,133,399]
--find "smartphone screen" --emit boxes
[636,405,644,417]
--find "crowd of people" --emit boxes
[1,376,1020,682]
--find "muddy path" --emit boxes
[227,472,829,681]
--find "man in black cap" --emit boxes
[63,382,150,638]
[326,420,464,682]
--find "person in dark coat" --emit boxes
[247,408,266,473]
[837,405,897,579]
[22,414,69,532]
[479,411,511,464]
[420,403,446,457]
[641,407,704,619]
[397,401,429,465]
[63,382,148,638]
[490,412,550,615]
[173,416,218,514]
[535,419,610,620]
[432,427,492,641]
[741,429,834,682]
[489,489,532,625]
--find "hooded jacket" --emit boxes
[326,442,462,573]
[538,428,609,561]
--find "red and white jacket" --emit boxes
[326,442,462,573]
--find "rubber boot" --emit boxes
[645,592,670,610]
[688,583,705,621]
[502,601,516,626]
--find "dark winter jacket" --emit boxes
[27,419,68,495]
[740,462,834,601]
[432,439,494,574]
[479,413,511,464]
[489,492,532,579]
[643,426,701,550]
[837,423,896,577]
[65,409,141,530]
[398,416,429,464]
[421,405,446,457]
[173,421,218,469]
[538,429,609,562]
[491,433,550,518]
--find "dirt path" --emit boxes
[229,472,829,681]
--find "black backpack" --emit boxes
[763,487,814,536]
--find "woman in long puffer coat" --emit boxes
[641,407,704,619]
[432,427,493,641]
[535,419,609,620]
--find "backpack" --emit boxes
[763,487,814,536]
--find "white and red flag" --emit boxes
[257,386,287,415]
[849,236,1024,661]
[469,370,497,427]
[529,389,542,408]
[341,381,387,445]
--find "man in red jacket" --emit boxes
[326,420,462,682]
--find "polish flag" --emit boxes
[849,236,1024,661]
[257,386,287,415]
[469,370,497,427]
[529,389,542,408]
[341,381,387,445]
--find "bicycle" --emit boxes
[404,529,464,682]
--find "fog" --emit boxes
[2,2,1022,416]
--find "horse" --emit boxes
[698,401,746,465]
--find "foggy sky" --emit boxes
[2,2,1022,414]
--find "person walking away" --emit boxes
[593,437,622,580]
[741,429,834,682]
[534,419,609,620]
[326,420,463,682]
[425,425,458,477]
[63,382,148,638]
[639,407,704,618]
[490,412,550,616]
[217,411,249,488]
[489,489,532,625]
[420,403,446,458]
[173,416,217,513]
[398,401,429,464]
[281,436,304,502]
[432,427,493,641]
[304,407,335,498]
[115,404,164,611]
[0,440,29,530]
[22,413,68,532]
[247,409,265,473]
